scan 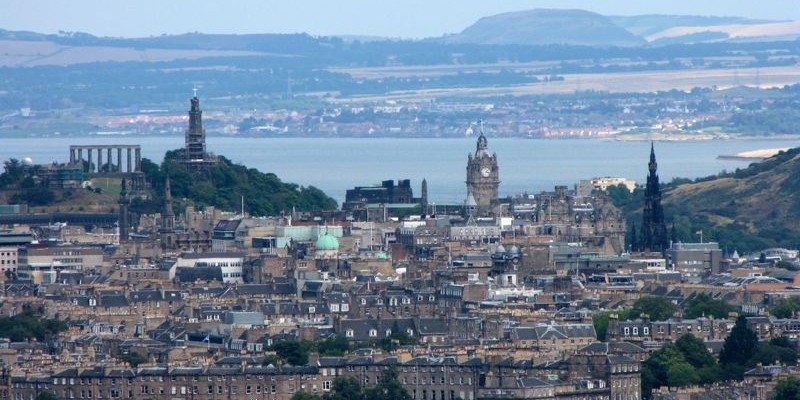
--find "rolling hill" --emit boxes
[444,9,645,47]
[663,147,800,252]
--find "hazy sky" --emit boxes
[1,0,796,38]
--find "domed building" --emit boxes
[315,232,340,259]
[315,230,349,279]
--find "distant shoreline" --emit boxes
[717,147,791,161]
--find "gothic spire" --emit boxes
[649,141,657,174]
[641,143,668,252]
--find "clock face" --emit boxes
[480,167,491,177]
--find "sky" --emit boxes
[0,0,796,39]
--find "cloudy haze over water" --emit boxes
[0,0,794,39]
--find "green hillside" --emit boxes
[134,149,337,216]
[663,147,800,252]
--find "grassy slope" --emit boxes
[664,147,800,251]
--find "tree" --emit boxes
[317,335,350,356]
[642,344,695,398]
[363,367,412,400]
[772,376,800,400]
[630,296,678,321]
[666,362,697,387]
[120,352,148,367]
[719,315,758,369]
[674,334,716,369]
[770,298,800,319]
[328,376,362,400]
[290,392,322,400]
[35,392,58,400]
[271,339,316,366]
[683,293,735,319]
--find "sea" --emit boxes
[3,136,798,205]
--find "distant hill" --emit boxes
[662,147,800,252]
[444,9,645,47]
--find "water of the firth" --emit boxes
[2,136,797,205]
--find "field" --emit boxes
[0,40,269,67]
[328,65,800,102]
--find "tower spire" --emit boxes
[476,120,488,152]
[161,176,175,234]
[118,178,129,243]
[649,141,657,173]
[641,143,667,252]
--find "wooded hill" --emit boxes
[132,150,337,216]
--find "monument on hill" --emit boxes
[181,91,216,170]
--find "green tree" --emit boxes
[683,293,736,319]
[271,339,316,366]
[120,351,148,367]
[364,367,412,400]
[290,392,322,400]
[770,298,800,319]
[642,344,693,398]
[317,335,350,356]
[719,315,758,370]
[328,376,362,400]
[630,296,678,321]
[674,334,716,369]
[35,392,58,400]
[772,376,800,400]
[666,361,697,387]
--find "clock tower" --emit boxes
[466,122,500,211]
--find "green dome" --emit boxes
[315,233,339,251]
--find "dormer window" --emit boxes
[385,329,392,337]
[88,298,97,307]
[428,295,435,302]
[346,329,354,338]
[360,298,367,305]
[406,328,414,336]
[368,329,377,338]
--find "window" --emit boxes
[623,327,630,336]
[369,329,377,337]
[323,381,332,391]
[633,327,638,335]
[346,329,354,338]
[643,327,650,335]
